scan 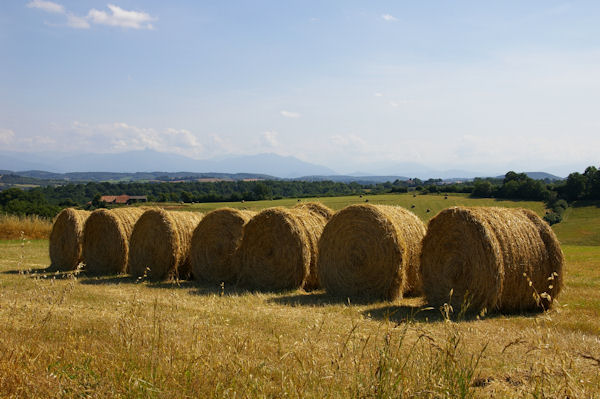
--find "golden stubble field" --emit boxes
[1,193,599,398]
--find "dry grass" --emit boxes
[0,240,599,398]
[0,213,52,240]
[1,197,599,397]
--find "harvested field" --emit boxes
[0,196,598,397]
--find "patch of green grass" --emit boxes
[552,202,600,245]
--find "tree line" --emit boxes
[1,167,599,224]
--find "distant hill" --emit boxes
[0,150,335,178]
[524,172,564,181]
[0,170,276,184]
[294,175,410,183]
[494,172,564,181]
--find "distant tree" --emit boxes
[584,166,600,199]
[91,194,103,208]
[180,191,194,203]
[252,182,272,200]
[58,198,78,207]
[471,181,493,198]
[503,171,528,184]
[563,172,586,201]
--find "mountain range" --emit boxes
[0,150,564,181]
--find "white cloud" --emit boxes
[381,14,397,22]
[280,110,301,118]
[374,92,383,97]
[44,121,205,157]
[260,131,279,148]
[0,128,15,145]
[27,2,156,30]
[27,0,64,14]
[87,4,156,30]
[66,13,90,29]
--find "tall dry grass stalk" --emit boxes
[0,213,52,240]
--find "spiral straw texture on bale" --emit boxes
[317,204,426,301]
[129,209,203,281]
[190,208,255,284]
[237,206,329,291]
[49,208,90,271]
[82,207,145,275]
[294,202,335,219]
[420,206,564,313]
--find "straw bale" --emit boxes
[190,208,255,283]
[129,209,203,281]
[294,202,334,219]
[49,208,90,270]
[317,204,425,301]
[420,206,564,313]
[82,207,145,274]
[237,206,328,290]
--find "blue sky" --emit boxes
[1,0,599,175]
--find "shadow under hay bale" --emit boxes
[237,206,329,291]
[129,209,203,281]
[190,208,255,284]
[420,206,564,314]
[317,204,426,301]
[82,207,145,275]
[49,208,90,271]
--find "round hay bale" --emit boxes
[129,209,203,281]
[49,208,91,271]
[420,207,564,313]
[294,202,334,219]
[82,207,145,275]
[190,208,255,284]
[237,207,328,291]
[317,204,426,301]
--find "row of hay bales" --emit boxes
[49,203,563,313]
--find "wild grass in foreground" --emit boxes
[0,213,52,240]
[0,240,599,397]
